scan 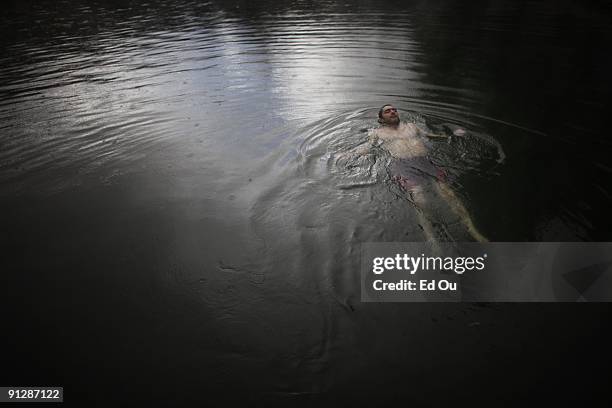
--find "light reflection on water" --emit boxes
[2,0,612,403]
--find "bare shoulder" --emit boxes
[367,127,381,142]
[401,122,419,132]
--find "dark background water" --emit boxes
[2,0,612,406]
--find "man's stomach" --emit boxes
[383,139,428,158]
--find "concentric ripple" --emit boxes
[3,0,612,402]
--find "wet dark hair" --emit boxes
[378,104,395,122]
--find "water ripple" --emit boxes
[1,0,609,240]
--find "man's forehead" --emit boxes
[382,105,395,110]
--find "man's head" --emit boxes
[378,104,400,126]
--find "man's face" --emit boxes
[380,105,400,125]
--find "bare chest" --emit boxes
[376,125,428,158]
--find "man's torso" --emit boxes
[371,122,428,159]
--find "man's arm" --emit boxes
[337,131,378,160]
[424,132,449,139]
[416,123,466,139]
[416,123,449,140]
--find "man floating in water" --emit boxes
[340,104,487,242]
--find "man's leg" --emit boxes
[435,181,488,242]
[393,171,459,244]
[406,184,454,247]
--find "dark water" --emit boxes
[2,0,612,405]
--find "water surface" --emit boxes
[2,0,612,405]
